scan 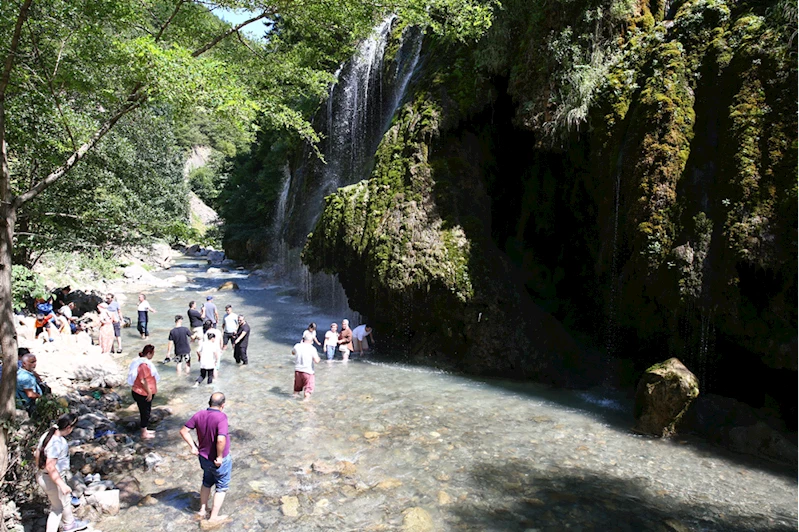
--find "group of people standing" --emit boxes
[317,319,374,361]
[292,319,375,400]
[33,292,377,530]
[164,297,251,384]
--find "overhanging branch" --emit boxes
[14,98,144,207]
[192,11,272,57]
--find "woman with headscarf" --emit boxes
[127,344,160,440]
[34,412,90,532]
[96,302,115,354]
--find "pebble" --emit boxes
[402,507,434,532]
[280,496,299,517]
[437,491,453,505]
[374,478,403,490]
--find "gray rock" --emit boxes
[71,428,94,441]
[144,452,163,471]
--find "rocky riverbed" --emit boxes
[6,243,231,532]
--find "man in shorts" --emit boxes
[165,315,193,374]
[221,305,238,350]
[105,293,123,353]
[337,319,353,361]
[293,335,320,400]
[187,300,204,341]
[351,323,375,357]
[179,393,231,525]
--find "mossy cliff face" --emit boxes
[299,0,795,410]
[304,92,589,383]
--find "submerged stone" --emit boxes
[401,507,434,532]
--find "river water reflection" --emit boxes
[97,259,797,531]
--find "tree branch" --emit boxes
[14,98,143,207]
[27,21,78,151]
[236,30,268,60]
[192,11,272,57]
[154,0,186,42]
[0,0,33,101]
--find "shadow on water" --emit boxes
[359,350,798,480]
[449,459,797,531]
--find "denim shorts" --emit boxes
[325,345,336,360]
[200,454,232,492]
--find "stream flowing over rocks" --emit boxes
[61,258,794,532]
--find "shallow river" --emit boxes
[97,260,797,531]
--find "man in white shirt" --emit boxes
[292,335,320,400]
[351,324,375,357]
[221,305,238,351]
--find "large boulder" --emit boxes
[218,281,239,291]
[634,358,699,436]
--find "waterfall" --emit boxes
[322,16,423,196]
[270,16,424,320]
[270,163,291,253]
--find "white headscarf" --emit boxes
[127,357,160,386]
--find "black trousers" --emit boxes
[234,344,248,364]
[132,391,154,429]
[196,368,214,384]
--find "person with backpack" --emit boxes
[35,297,56,343]
[34,413,90,532]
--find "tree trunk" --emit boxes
[0,202,17,485]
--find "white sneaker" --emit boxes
[192,382,199,388]
[62,519,89,531]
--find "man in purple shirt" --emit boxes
[179,392,231,524]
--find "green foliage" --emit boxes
[36,250,122,287]
[14,107,190,262]
[304,94,474,302]
[11,265,47,312]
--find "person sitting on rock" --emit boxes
[16,353,43,414]
[57,302,77,334]
[35,298,57,343]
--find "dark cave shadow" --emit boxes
[446,459,797,532]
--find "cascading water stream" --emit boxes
[273,16,424,316]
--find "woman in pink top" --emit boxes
[127,345,159,440]
[96,303,115,354]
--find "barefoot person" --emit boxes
[351,323,375,356]
[323,322,338,361]
[34,413,90,532]
[127,344,159,440]
[233,315,250,365]
[179,393,232,525]
[221,305,238,351]
[166,315,193,374]
[303,322,322,347]
[136,293,156,339]
[193,331,220,387]
[187,300,204,341]
[293,335,321,400]
[338,319,353,362]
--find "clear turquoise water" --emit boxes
[97,260,798,531]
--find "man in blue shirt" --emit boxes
[16,354,42,413]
